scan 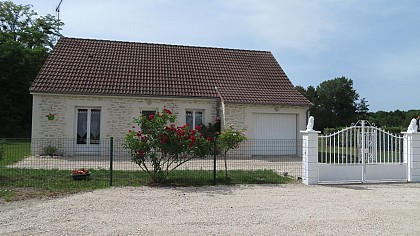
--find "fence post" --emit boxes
[403,132,420,182]
[301,129,320,185]
[109,137,114,186]
[213,135,217,186]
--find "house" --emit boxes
[29,37,311,155]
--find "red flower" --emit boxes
[191,130,196,135]
[176,129,186,137]
[149,114,155,120]
[195,125,201,131]
[206,137,213,142]
[137,149,145,156]
[160,134,169,144]
[189,135,196,147]
[163,108,172,114]
[137,131,143,136]
[128,130,132,133]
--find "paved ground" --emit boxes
[1,183,419,235]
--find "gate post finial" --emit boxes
[306,116,315,131]
[407,118,418,133]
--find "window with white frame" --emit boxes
[186,110,203,129]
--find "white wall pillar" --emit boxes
[301,130,320,185]
[403,132,420,182]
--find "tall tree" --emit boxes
[356,97,369,120]
[0,1,63,137]
[297,77,368,131]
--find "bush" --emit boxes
[42,145,58,157]
[217,126,247,178]
[382,126,404,134]
[124,108,212,184]
[0,139,6,160]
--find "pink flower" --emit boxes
[137,150,144,156]
[149,114,155,120]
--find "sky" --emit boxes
[13,0,420,112]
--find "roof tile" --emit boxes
[30,37,311,106]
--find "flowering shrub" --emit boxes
[71,168,89,175]
[124,108,212,184]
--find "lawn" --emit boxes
[0,140,294,201]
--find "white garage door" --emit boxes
[252,113,297,155]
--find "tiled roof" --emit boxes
[30,37,311,106]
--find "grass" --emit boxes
[0,168,293,201]
[0,141,294,201]
[0,140,31,166]
[2,135,404,201]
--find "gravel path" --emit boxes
[1,183,420,235]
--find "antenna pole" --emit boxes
[56,0,63,22]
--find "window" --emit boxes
[141,110,156,119]
[186,110,203,130]
[76,108,101,145]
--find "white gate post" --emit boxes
[403,132,420,182]
[301,117,320,185]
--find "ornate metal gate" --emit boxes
[318,120,406,183]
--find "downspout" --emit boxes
[215,86,226,130]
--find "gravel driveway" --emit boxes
[1,183,420,235]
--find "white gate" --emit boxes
[318,120,406,183]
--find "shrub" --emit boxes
[0,139,6,160]
[42,145,58,157]
[382,126,404,134]
[124,108,212,184]
[217,126,247,178]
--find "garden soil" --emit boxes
[1,183,420,235]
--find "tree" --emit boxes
[0,1,63,137]
[217,126,247,179]
[356,97,369,120]
[297,77,369,131]
[0,1,63,49]
[367,109,420,130]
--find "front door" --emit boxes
[76,108,101,153]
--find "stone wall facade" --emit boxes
[31,93,218,155]
[31,93,309,155]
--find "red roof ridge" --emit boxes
[60,36,273,54]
